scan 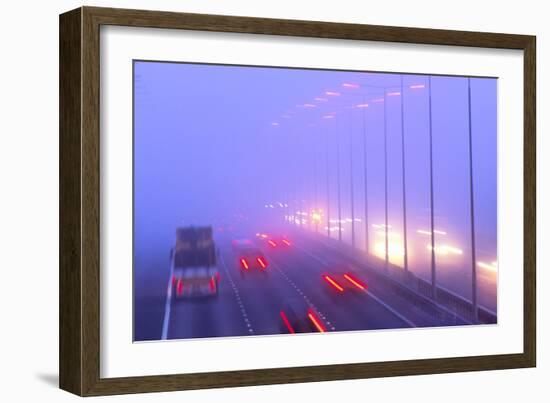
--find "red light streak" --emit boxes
[280,311,295,334]
[240,258,249,270]
[308,310,326,333]
[324,275,344,292]
[344,273,366,290]
[209,276,216,292]
[282,239,291,246]
[268,240,277,247]
[176,278,183,296]
[257,257,267,269]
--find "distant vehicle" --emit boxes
[233,242,269,271]
[321,271,368,294]
[171,226,219,298]
[279,298,326,334]
[256,233,292,248]
[266,237,292,248]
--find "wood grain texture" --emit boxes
[523,38,536,367]
[59,6,537,396]
[59,7,82,396]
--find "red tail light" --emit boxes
[280,310,295,334]
[344,273,367,290]
[282,239,291,246]
[257,257,267,269]
[268,240,277,247]
[323,275,344,292]
[240,258,249,270]
[209,276,216,292]
[176,278,184,296]
[308,309,326,332]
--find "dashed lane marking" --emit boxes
[219,251,255,335]
[291,242,417,328]
[161,257,174,340]
[268,258,336,331]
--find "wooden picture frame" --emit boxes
[59,6,536,396]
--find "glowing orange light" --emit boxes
[324,275,344,292]
[257,257,267,269]
[240,258,249,270]
[308,311,326,333]
[311,210,322,223]
[344,273,366,290]
[478,261,497,272]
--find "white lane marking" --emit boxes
[161,255,174,340]
[268,258,336,331]
[364,290,416,327]
[292,242,417,328]
[219,251,255,335]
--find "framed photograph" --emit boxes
[59,6,536,396]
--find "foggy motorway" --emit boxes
[133,62,498,342]
[134,225,473,342]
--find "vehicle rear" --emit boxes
[171,226,219,298]
[257,233,292,248]
[172,266,219,298]
[321,270,368,295]
[279,298,327,334]
[236,247,269,271]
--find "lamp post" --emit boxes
[428,75,437,299]
[467,77,479,323]
[383,91,389,270]
[360,98,370,256]
[325,122,331,238]
[349,108,356,249]
[400,75,409,275]
[336,116,343,242]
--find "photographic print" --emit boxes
[133,61,497,342]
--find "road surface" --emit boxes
[134,228,463,341]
